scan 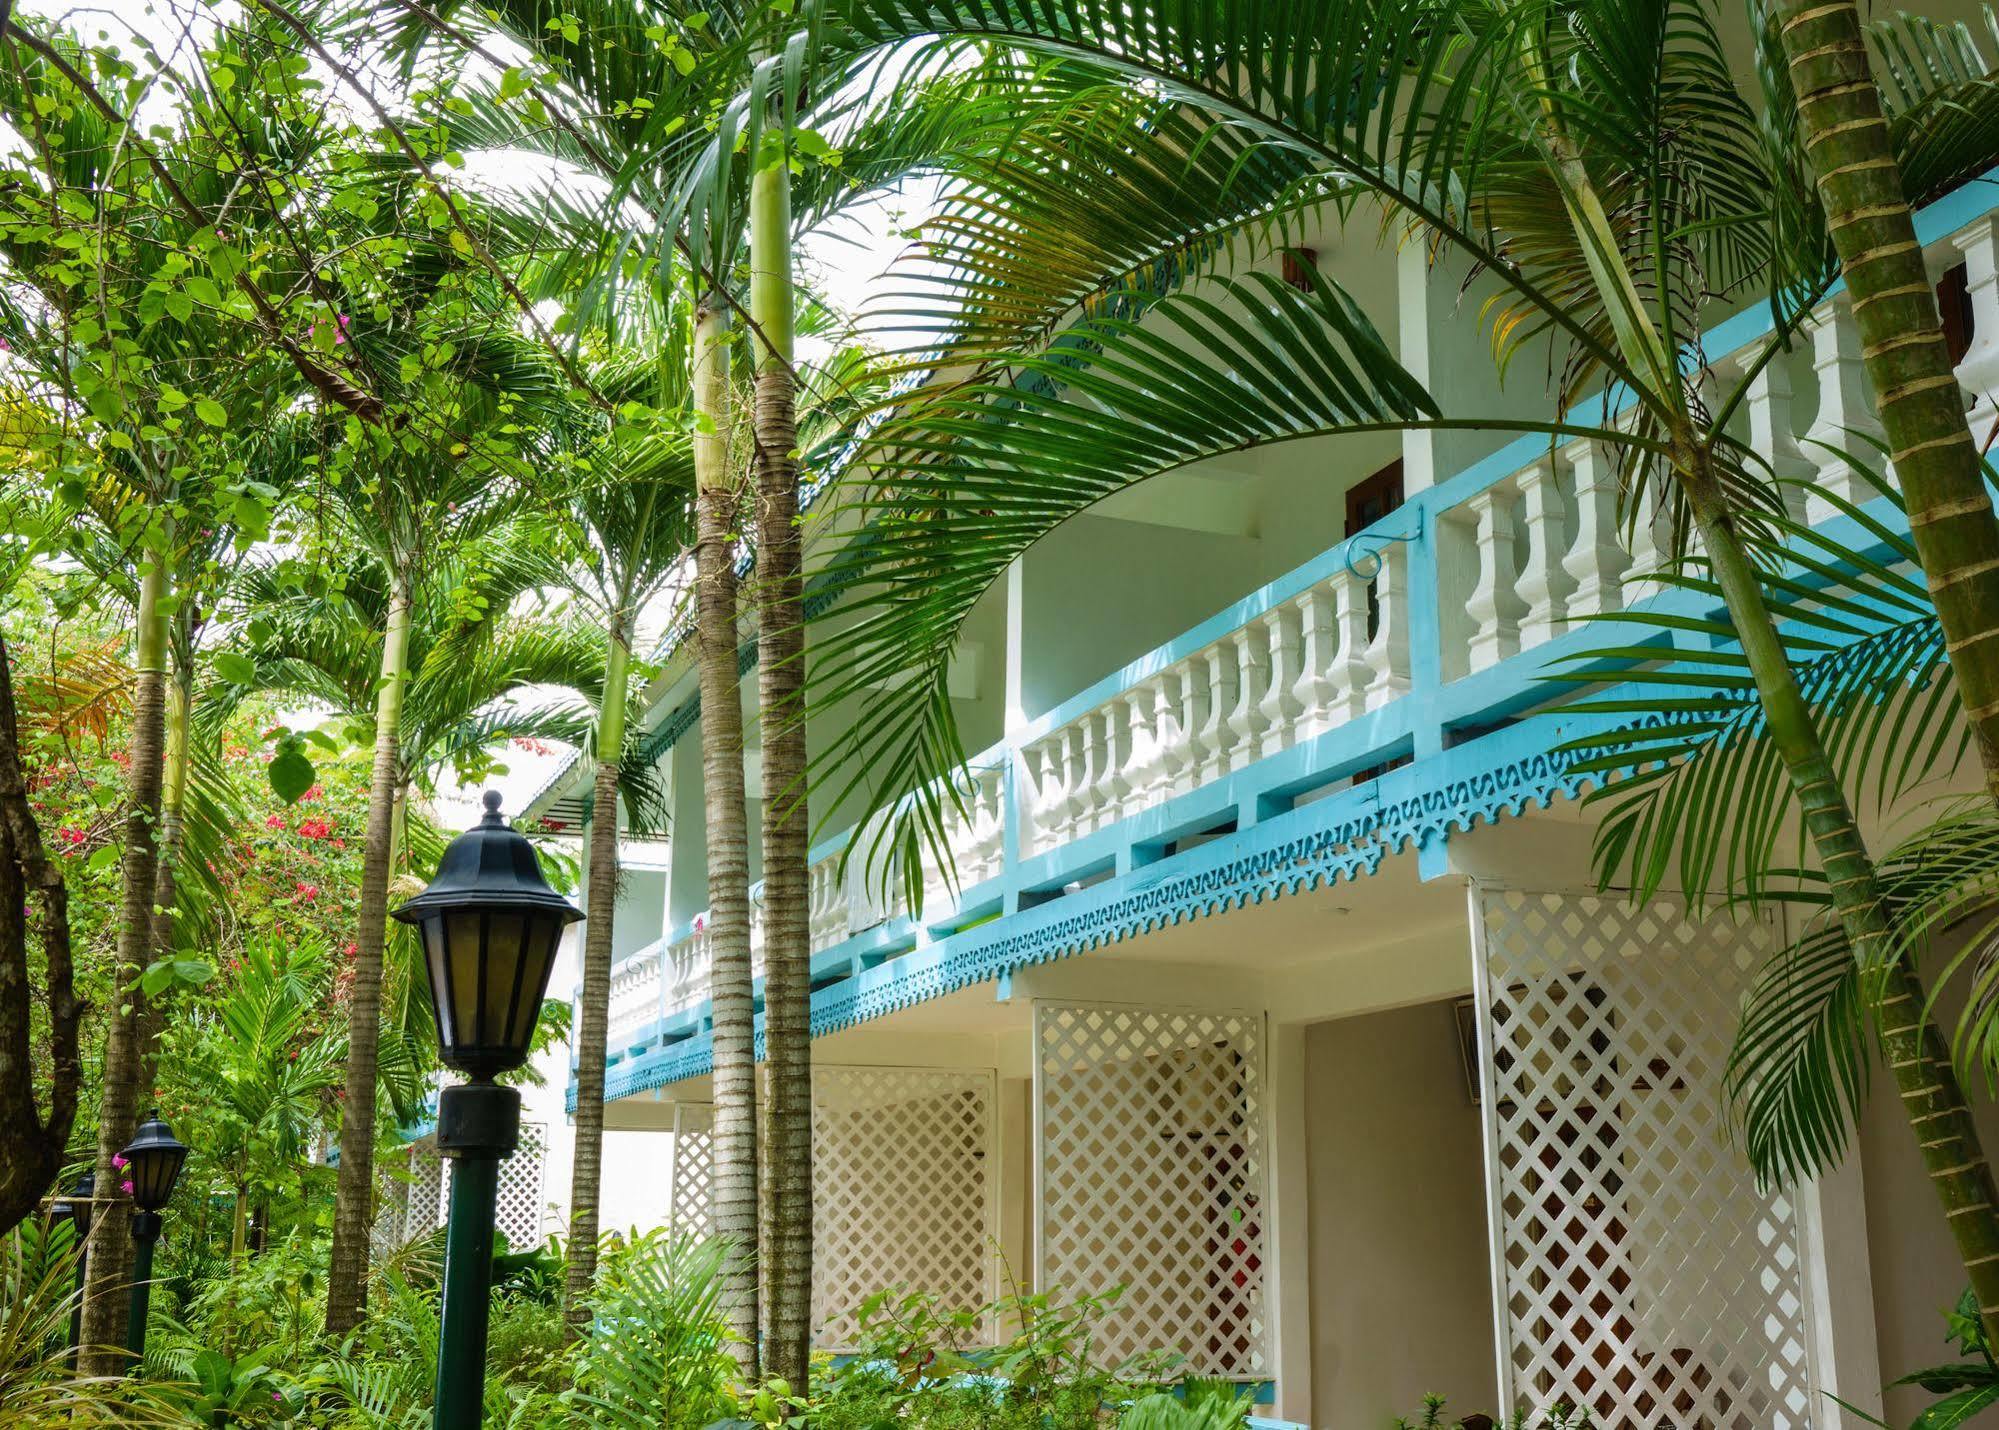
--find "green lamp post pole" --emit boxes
[48,1172,93,1363]
[432,1084,516,1426]
[393,791,583,1430]
[118,1112,189,1372]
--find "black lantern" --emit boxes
[392,790,583,1079]
[120,1112,189,1212]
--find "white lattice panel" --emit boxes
[1472,887,1814,1428]
[493,1122,547,1251]
[812,1065,997,1349]
[406,1144,445,1242]
[668,1103,715,1237]
[1035,1002,1267,1378]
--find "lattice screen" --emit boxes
[668,1103,715,1237]
[1034,1002,1267,1379]
[1471,887,1814,1428]
[812,1066,997,1349]
[492,1121,548,1251]
[406,1144,445,1242]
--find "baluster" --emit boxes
[1057,723,1089,843]
[1155,666,1192,796]
[1093,702,1129,829]
[1257,605,1301,755]
[1075,715,1106,834]
[1363,545,1412,710]
[1330,568,1373,719]
[1625,470,1667,602]
[972,768,1003,881]
[1290,584,1338,737]
[1464,480,1527,672]
[1512,455,1575,649]
[1956,216,1999,433]
[1560,437,1628,620]
[1123,681,1166,811]
[1225,627,1268,770]
[1196,643,1235,783]
[1028,739,1064,855]
[1804,294,1886,520]
[1740,352,1814,522]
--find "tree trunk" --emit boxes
[693,291,760,1375]
[0,629,79,1242]
[1682,447,1999,1343]
[563,613,630,1333]
[77,546,170,1374]
[1773,0,1999,808]
[750,155,812,1392]
[325,572,412,1337]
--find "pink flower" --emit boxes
[264,814,284,830]
[111,1154,127,1170]
[119,1180,134,1196]
[297,817,331,840]
[56,827,84,846]
[331,838,346,851]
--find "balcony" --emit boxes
[585,171,1999,1100]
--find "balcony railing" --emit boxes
[589,172,1999,1074]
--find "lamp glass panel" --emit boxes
[501,913,562,1055]
[422,914,456,1051]
[442,909,487,1057]
[480,911,527,1053]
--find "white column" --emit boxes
[1399,239,1441,494]
[1363,545,1412,710]
[1227,627,1269,771]
[1804,295,1888,521]
[1955,216,1999,434]
[1005,556,1028,735]
[1799,1155,1884,1427]
[1332,569,1373,719]
[1265,1018,1315,1427]
[1743,351,1817,523]
[1561,436,1629,620]
[1513,455,1575,648]
[1290,585,1339,738]
[1258,605,1300,757]
[1464,481,1526,672]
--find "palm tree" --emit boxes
[1767,1,1999,815]
[746,112,814,1393]
[750,0,1999,1336]
[550,349,698,1331]
[373,0,991,1362]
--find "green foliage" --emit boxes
[566,1230,735,1429]
[1831,1287,1999,1430]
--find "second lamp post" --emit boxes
[392,790,582,1430]
[119,1110,188,1368]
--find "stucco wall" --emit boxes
[1304,1001,1496,1425]
[1860,946,1999,1425]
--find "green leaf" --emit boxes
[214,650,256,685]
[194,398,228,428]
[268,746,315,805]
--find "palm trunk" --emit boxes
[140,665,190,1095]
[1773,0,1999,808]
[693,291,760,1374]
[325,570,412,1336]
[750,155,812,1391]
[1682,448,1999,1342]
[563,612,631,1333]
[77,543,170,1374]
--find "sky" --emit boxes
[14,0,939,836]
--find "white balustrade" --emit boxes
[1955,216,1999,433]
[605,943,665,1051]
[1804,294,1886,520]
[1463,479,1526,672]
[1513,454,1575,647]
[1017,548,1410,857]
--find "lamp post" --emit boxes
[47,1171,93,1360]
[118,1112,188,1369]
[392,790,582,1430]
